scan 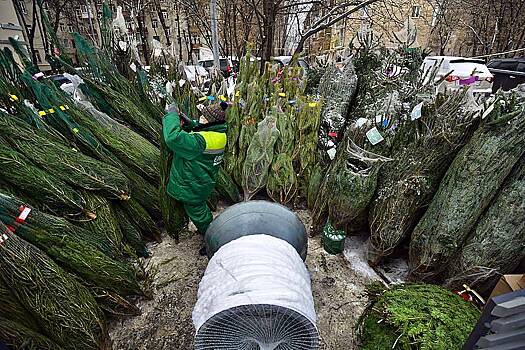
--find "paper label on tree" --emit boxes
[327,147,337,160]
[366,127,384,145]
[411,102,424,121]
[355,118,368,128]
[130,62,137,72]
[18,207,31,222]
[118,40,127,51]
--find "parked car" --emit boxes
[272,55,310,72]
[421,56,493,95]
[487,58,525,93]
[48,74,72,87]
[198,57,235,77]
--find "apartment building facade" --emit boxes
[52,0,203,65]
[0,0,50,70]
[304,0,436,59]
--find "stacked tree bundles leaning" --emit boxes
[409,93,525,281]
[0,113,130,200]
[0,271,62,349]
[0,142,87,216]
[367,88,478,265]
[0,220,108,349]
[68,34,162,144]
[445,156,525,293]
[0,193,142,296]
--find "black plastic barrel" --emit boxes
[204,201,308,260]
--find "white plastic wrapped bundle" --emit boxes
[193,234,319,350]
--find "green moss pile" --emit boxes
[359,284,480,350]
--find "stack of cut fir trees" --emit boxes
[310,33,525,295]
[0,7,185,349]
[0,3,247,346]
[0,39,166,350]
[224,51,322,204]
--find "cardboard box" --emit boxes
[489,274,525,299]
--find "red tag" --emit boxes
[15,206,31,223]
[328,132,338,137]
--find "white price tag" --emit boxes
[118,40,128,51]
[327,147,337,160]
[18,207,31,221]
[411,102,423,121]
[366,127,385,145]
[355,118,368,128]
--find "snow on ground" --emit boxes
[109,206,371,349]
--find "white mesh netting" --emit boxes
[193,234,319,350]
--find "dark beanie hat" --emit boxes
[202,102,229,123]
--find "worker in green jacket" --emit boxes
[163,102,228,247]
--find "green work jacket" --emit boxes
[163,111,227,203]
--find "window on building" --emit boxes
[360,6,369,19]
[33,50,42,63]
[135,33,142,42]
[59,23,66,32]
[338,27,344,46]
[68,24,74,33]
[411,5,421,18]
[18,1,28,15]
[152,19,158,28]
[166,28,172,36]
[76,8,82,17]
[161,11,168,20]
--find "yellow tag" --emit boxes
[309,102,318,107]
[235,91,240,97]
[60,105,66,111]
[72,128,79,134]
[219,95,227,101]
[9,94,18,102]
[38,111,46,117]
[278,92,286,97]
[198,96,207,102]
[47,108,55,114]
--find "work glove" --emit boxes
[179,112,193,126]
[165,102,179,114]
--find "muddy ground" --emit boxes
[109,209,378,349]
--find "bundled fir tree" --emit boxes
[0,221,109,350]
[409,93,525,281]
